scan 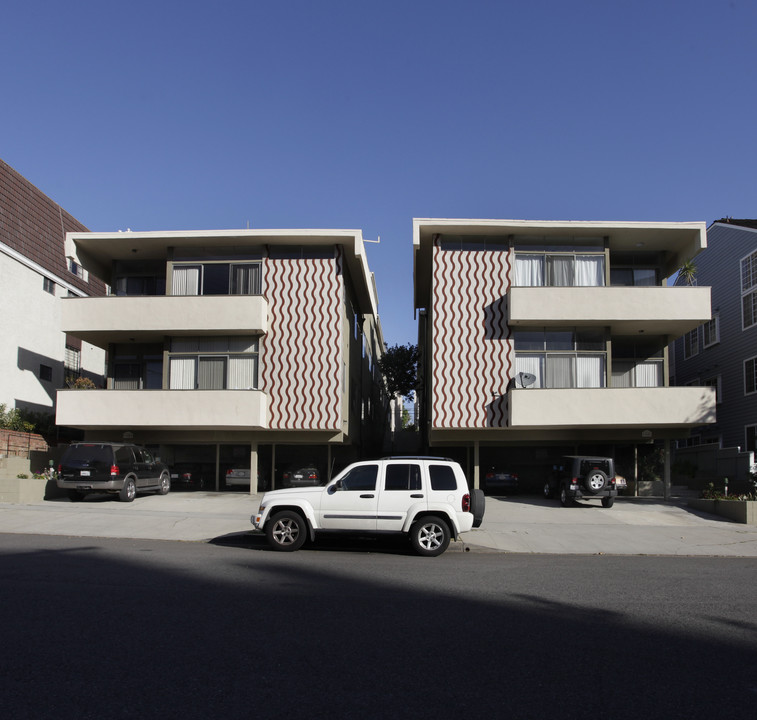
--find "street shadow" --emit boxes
[1,535,755,719]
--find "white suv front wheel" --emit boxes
[410,516,451,557]
[267,511,308,552]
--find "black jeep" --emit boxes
[543,455,618,508]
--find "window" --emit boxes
[340,464,378,491]
[43,277,55,295]
[68,259,88,281]
[168,336,259,390]
[39,364,52,382]
[745,357,757,396]
[514,249,605,287]
[429,465,458,491]
[513,328,606,388]
[746,425,757,453]
[703,375,722,403]
[611,338,664,388]
[64,345,81,384]
[385,464,422,491]
[610,267,657,286]
[741,250,757,330]
[112,345,163,389]
[172,262,261,296]
[683,329,699,359]
[702,315,719,348]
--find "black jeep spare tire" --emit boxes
[470,488,485,527]
[583,469,608,495]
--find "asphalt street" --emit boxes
[2,533,756,720]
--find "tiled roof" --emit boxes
[0,158,105,296]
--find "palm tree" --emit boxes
[676,258,697,286]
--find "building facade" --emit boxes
[674,219,757,456]
[413,218,716,492]
[0,159,106,432]
[56,228,388,491]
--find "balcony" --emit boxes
[508,286,711,336]
[508,386,716,430]
[61,295,268,346]
[56,389,268,431]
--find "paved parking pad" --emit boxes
[2,493,757,556]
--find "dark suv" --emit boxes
[543,455,618,508]
[57,442,170,502]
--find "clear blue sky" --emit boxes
[3,0,756,346]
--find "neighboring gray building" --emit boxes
[673,219,757,484]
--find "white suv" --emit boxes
[252,456,485,556]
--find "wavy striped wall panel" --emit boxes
[263,248,343,430]
[432,243,513,428]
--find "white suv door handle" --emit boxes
[411,494,424,498]
[360,494,375,498]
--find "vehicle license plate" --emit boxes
[80,470,91,477]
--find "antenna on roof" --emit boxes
[364,235,381,244]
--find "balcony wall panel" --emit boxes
[61,295,268,346]
[56,389,268,431]
[509,286,711,336]
[508,386,716,429]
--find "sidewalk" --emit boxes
[2,491,757,556]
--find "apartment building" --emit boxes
[673,219,757,476]
[413,218,716,491]
[56,228,388,491]
[0,159,106,430]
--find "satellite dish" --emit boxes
[515,372,536,388]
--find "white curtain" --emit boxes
[576,355,605,387]
[198,357,226,389]
[546,354,574,388]
[635,361,662,387]
[514,355,544,388]
[547,256,573,286]
[514,255,544,286]
[575,256,605,287]
[228,356,258,389]
[611,361,634,388]
[172,266,200,296]
[169,357,195,389]
[231,264,261,295]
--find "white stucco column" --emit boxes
[473,441,480,489]
[249,442,259,495]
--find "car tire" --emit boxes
[67,490,83,502]
[602,496,614,508]
[158,473,171,495]
[584,470,608,495]
[410,515,451,557]
[266,511,308,551]
[119,477,137,503]
[470,489,485,528]
[560,485,573,507]
[543,482,554,499]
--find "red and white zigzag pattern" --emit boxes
[263,248,343,430]
[432,242,512,428]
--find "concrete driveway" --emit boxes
[1,492,757,556]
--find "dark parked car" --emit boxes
[282,465,321,487]
[543,455,618,508]
[58,442,170,502]
[482,467,519,494]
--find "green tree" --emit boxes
[377,343,419,400]
[676,258,697,286]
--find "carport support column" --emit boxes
[473,441,480,490]
[249,443,259,495]
[663,439,671,501]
